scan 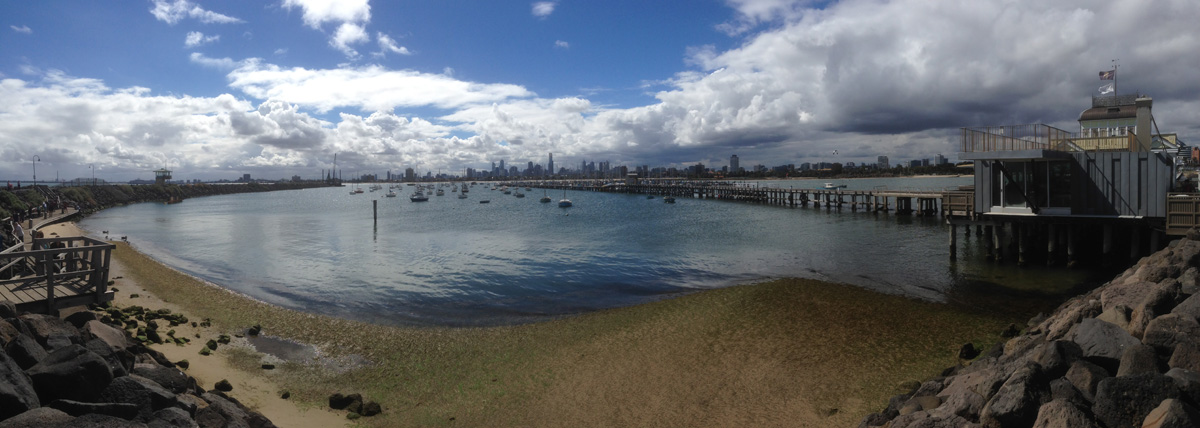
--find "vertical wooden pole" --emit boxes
[373,200,378,225]
[1047,224,1057,266]
[949,222,958,261]
[984,225,994,260]
[1102,224,1113,256]
[1067,225,1078,268]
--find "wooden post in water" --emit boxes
[1047,224,1058,266]
[983,225,994,260]
[993,223,1005,263]
[1067,225,1078,268]
[373,200,377,225]
[949,222,957,261]
[1017,223,1028,266]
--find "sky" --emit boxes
[1,0,1198,182]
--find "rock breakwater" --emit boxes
[862,231,1200,428]
[0,300,277,427]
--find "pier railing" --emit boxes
[1167,193,1200,235]
[0,236,114,314]
[960,124,1073,153]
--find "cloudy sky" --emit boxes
[1,0,1198,182]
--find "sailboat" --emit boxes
[558,186,572,207]
[539,188,552,203]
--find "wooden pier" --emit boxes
[1,208,114,314]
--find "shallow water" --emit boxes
[80,177,1119,326]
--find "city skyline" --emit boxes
[2,1,1198,182]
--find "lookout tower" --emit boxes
[154,168,172,185]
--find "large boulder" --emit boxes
[0,407,73,428]
[149,407,198,428]
[16,314,80,351]
[1117,343,1162,376]
[1141,398,1200,428]
[1172,293,1200,322]
[933,365,1009,420]
[4,334,48,370]
[84,320,133,351]
[1065,359,1110,402]
[1093,373,1180,428]
[1031,399,1097,428]
[0,352,39,421]
[25,344,114,403]
[85,337,132,378]
[1165,368,1200,406]
[1043,300,1102,341]
[1031,340,1083,378]
[131,363,189,394]
[0,301,16,319]
[0,319,20,346]
[46,398,141,419]
[1143,314,1200,353]
[979,363,1051,428]
[1169,342,1200,372]
[1102,281,1160,314]
[1071,318,1141,369]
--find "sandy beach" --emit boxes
[42,220,1023,427]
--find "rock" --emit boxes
[1142,398,1200,428]
[1071,317,1141,369]
[102,374,178,417]
[979,363,1051,428]
[85,338,132,378]
[213,380,232,392]
[17,314,80,351]
[1031,399,1096,428]
[1096,304,1131,330]
[148,407,198,428]
[47,398,141,419]
[1049,378,1087,407]
[0,320,21,346]
[84,320,133,351]
[175,393,207,415]
[361,401,381,417]
[1031,340,1083,378]
[1044,300,1102,341]
[4,334,48,369]
[858,412,889,428]
[958,343,980,360]
[1180,268,1200,294]
[329,392,352,410]
[1165,368,1200,405]
[1143,314,1200,353]
[69,413,147,427]
[1102,281,1159,314]
[899,395,942,416]
[0,352,40,421]
[260,364,274,370]
[1172,293,1200,322]
[1170,342,1200,372]
[193,406,227,428]
[0,407,73,428]
[1000,323,1021,338]
[1093,373,1180,428]
[933,365,1007,420]
[201,392,257,428]
[131,363,189,394]
[344,393,364,414]
[63,310,100,328]
[883,410,973,428]
[1130,282,1182,339]
[1065,359,1110,402]
[913,380,945,398]
[26,344,113,403]
[0,301,16,319]
[1117,343,1162,376]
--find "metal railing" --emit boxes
[960,124,1074,153]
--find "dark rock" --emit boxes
[1031,340,1083,379]
[0,407,73,428]
[213,380,232,392]
[84,320,133,351]
[147,407,197,428]
[344,393,363,414]
[1173,293,1200,322]
[1144,314,1200,353]
[979,363,1051,428]
[1046,300,1102,341]
[64,310,101,328]
[86,337,133,378]
[26,344,113,403]
[1102,281,1159,314]
[200,392,260,428]
[361,401,381,417]
[883,410,972,428]
[4,334,48,370]
[1093,373,1180,428]
[899,395,942,416]
[958,343,980,360]
[934,365,1007,420]
[279,391,290,400]
[70,412,148,427]
[1118,343,1163,376]
[17,314,80,351]
[1065,359,1110,402]
[102,375,178,415]
[247,325,261,336]
[1141,398,1200,428]
[328,392,351,410]
[1049,378,1087,407]
[131,364,189,394]
[858,412,889,428]
[1071,317,1141,369]
[0,352,39,421]
[204,340,217,351]
[260,364,274,370]
[0,301,16,319]
[47,398,141,419]
[194,406,226,428]
[174,393,206,416]
[1000,323,1021,338]
[0,319,20,346]
[913,380,945,398]
[1031,399,1097,428]
[1165,368,1200,405]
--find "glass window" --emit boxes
[1002,161,1027,208]
[1048,161,1072,207]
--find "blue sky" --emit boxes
[1,0,1198,182]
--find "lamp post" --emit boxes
[31,155,39,185]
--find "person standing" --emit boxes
[12,221,24,244]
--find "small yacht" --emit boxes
[664,196,676,203]
[539,189,552,203]
[410,190,429,202]
[514,190,525,198]
[823,183,847,189]
[385,189,397,197]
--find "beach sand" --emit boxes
[44,220,1024,427]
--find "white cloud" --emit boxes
[329,23,369,58]
[226,61,534,112]
[189,53,240,70]
[10,25,31,34]
[554,40,569,49]
[150,0,243,25]
[184,31,220,48]
[376,33,412,57]
[274,48,288,56]
[283,0,371,29]
[532,2,557,18]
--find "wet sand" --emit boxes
[46,220,1022,427]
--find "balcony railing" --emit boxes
[960,124,1073,153]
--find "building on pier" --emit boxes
[953,94,1192,265]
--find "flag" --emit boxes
[1099,69,1115,80]
[1099,82,1115,94]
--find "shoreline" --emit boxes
[42,218,1027,427]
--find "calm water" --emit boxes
[79,177,1118,326]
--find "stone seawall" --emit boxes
[862,231,1200,428]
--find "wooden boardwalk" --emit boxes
[504,179,975,218]
[1,208,114,314]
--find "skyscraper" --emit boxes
[730,154,740,174]
[877,156,889,168]
[548,153,554,177]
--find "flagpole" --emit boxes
[1112,59,1118,95]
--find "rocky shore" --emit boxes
[0,300,276,427]
[862,231,1200,428]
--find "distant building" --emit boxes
[934,154,947,165]
[730,154,739,174]
[242,173,251,182]
[404,168,415,182]
[877,156,889,168]
[154,169,172,185]
[291,175,301,182]
[547,153,554,177]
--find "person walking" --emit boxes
[12,221,24,244]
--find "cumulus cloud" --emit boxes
[375,33,412,57]
[150,0,243,25]
[10,25,31,34]
[184,31,220,48]
[282,0,372,58]
[532,2,557,18]
[189,53,240,70]
[329,23,369,58]
[554,40,569,49]
[226,61,535,112]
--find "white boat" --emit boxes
[354,187,364,194]
[385,190,397,197]
[823,183,847,189]
[539,189,552,203]
[436,189,445,196]
[410,190,429,202]
[558,187,572,208]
